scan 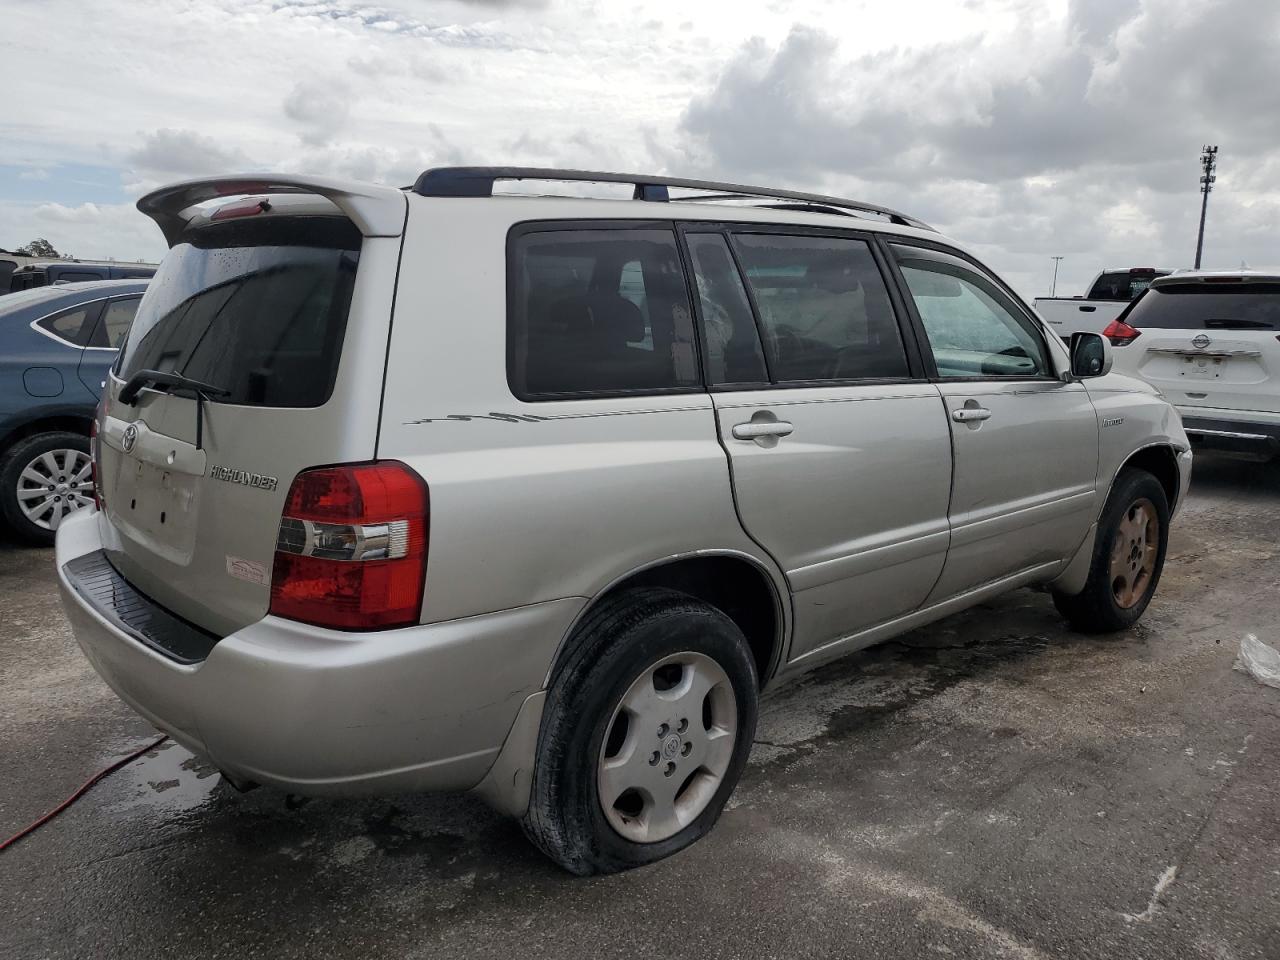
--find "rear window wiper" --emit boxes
[117,369,230,450]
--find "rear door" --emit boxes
[687,226,954,660]
[98,210,402,636]
[888,242,1098,602]
[1115,279,1280,414]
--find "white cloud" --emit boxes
[0,0,1276,296]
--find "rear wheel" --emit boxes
[1053,469,1170,633]
[522,588,758,875]
[0,432,93,546]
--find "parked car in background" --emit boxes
[56,168,1190,875]
[1035,267,1172,339]
[1107,271,1280,459]
[0,279,148,543]
[7,260,157,293]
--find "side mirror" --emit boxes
[1069,331,1112,379]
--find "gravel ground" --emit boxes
[2,455,1278,960]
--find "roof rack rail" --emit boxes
[412,166,934,231]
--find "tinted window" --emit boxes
[686,233,768,385]
[732,234,909,382]
[1087,270,1169,301]
[36,302,99,346]
[94,297,140,348]
[1123,283,1280,330]
[510,228,700,397]
[117,218,360,408]
[893,245,1048,378]
[54,271,103,284]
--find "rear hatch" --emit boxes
[1116,278,1280,413]
[96,186,404,637]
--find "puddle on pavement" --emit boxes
[107,738,221,815]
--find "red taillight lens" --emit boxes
[1102,319,1142,346]
[269,462,429,630]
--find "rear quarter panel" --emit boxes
[376,198,785,628]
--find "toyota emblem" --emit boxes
[1192,334,1212,349]
[122,423,138,453]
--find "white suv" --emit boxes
[1105,271,1280,459]
[56,167,1192,874]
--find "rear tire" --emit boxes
[0,431,93,546]
[1052,468,1170,633]
[521,588,759,875]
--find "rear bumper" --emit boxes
[56,509,579,797]
[1178,407,1280,459]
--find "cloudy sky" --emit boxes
[2,0,1277,297]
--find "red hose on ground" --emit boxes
[0,734,169,853]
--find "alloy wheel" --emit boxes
[15,448,94,532]
[1110,497,1158,609]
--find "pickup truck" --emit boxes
[1034,267,1171,338]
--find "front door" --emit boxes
[683,227,954,661]
[887,242,1099,602]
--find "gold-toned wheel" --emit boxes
[1109,498,1159,609]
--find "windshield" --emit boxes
[116,216,360,407]
[1123,283,1280,330]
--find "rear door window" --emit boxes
[36,301,103,346]
[509,227,701,398]
[91,296,141,348]
[685,232,768,385]
[730,233,910,382]
[1123,283,1280,330]
[116,217,361,407]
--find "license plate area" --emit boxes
[109,456,201,560]
[1181,355,1226,379]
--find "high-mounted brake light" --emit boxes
[269,462,429,630]
[210,197,272,221]
[1102,319,1142,346]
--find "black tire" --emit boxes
[521,588,759,875]
[0,431,92,546]
[1052,468,1170,633]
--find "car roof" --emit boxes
[1,279,150,314]
[1152,270,1280,286]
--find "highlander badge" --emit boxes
[209,464,279,491]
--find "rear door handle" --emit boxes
[952,407,992,423]
[732,421,794,440]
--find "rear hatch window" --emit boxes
[1124,283,1280,330]
[116,216,360,406]
[1087,270,1168,301]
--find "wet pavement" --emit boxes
[2,455,1279,960]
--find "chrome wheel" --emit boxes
[597,651,738,844]
[1110,497,1158,609]
[15,448,94,532]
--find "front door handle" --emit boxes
[732,421,795,440]
[952,407,992,423]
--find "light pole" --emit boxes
[1050,256,1064,297]
[1194,145,1218,270]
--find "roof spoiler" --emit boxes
[137,174,407,246]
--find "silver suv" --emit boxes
[56,167,1192,874]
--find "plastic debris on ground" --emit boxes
[1234,634,1280,690]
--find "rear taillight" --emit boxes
[1102,319,1142,346]
[89,416,101,510]
[269,462,429,630]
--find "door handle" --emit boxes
[952,407,992,423]
[732,421,795,440]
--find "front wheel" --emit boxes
[1053,468,1170,633]
[522,588,759,875]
